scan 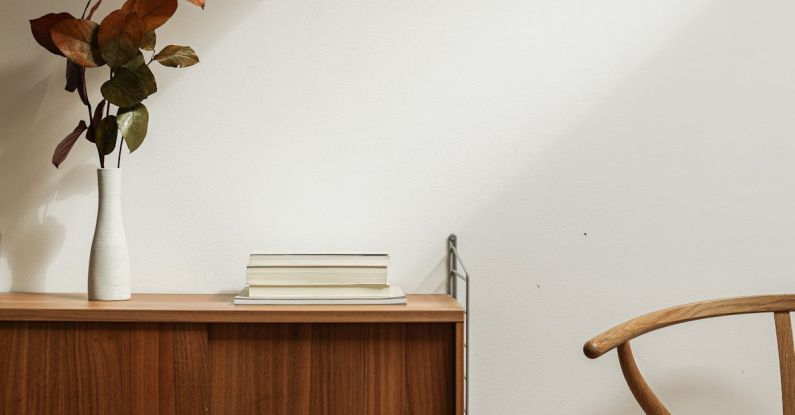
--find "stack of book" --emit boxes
[235,253,406,305]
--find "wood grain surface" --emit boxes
[584,294,795,358]
[584,296,795,413]
[775,312,795,415]
[0,293,463,323]
[455,322,464,415]
[0,322,208,414]
[209,323,455,415]
[0,321,458,414]
[617,342,670,415]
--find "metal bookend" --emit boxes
[448,234,470,414]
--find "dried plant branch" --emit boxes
[80,0,92,19]
[30,0,204,168]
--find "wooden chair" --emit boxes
[583,295,795,414]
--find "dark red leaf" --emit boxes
[65,60,80,92]
[93,100,106,125]
[95,115,118,156]
[30,12,74,56]
[78,75,89,106]
[87,0,103,20]
[52,120,88,168]
[65,60,89,106]
[86,99,106,142]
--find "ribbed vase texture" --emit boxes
[88,168,131,301]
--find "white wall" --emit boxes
[2,0,795,412]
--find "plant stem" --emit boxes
[98,68,112,169]
[80,0,92,18]
[106,69,111,118]
[82,79,93,164]
[117,137,124,168]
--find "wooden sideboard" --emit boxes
[0,293,464,415]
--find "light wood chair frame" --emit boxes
[584,295,795,415]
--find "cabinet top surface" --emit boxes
[0,293,464,323]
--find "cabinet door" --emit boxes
[208,323,456,415]
[0,322,208,414]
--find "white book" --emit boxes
[247,254,389,268]
[246,284,404,300]
[234,294,406,305]
[246,267,387,286]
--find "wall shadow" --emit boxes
[454,0,795,413]
[414,255,448,294]
[592,374,758,415]
[0,0,261,291]
[0,60,81,291]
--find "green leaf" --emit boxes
[122,51,146,70]
[101,67,147,107]
[141,30,156,51]
[117,104,149,152]
[98,9,144,68]
[95,115,118,156]
[122,53,158,97]
[50,18,105,67]
[153,45,199,68]
[134,61,157,96]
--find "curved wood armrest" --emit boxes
[584,294,795,359]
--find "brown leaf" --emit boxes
[141,30,156,51]
[52,120,88,168]
[153,45,199,68]
[30,12,74,56]
[121,0,178,32]
[185,0,205,9]
[86,99,106,142]
[98,10,144,68]
[87,0,103,20]
[65,61,89,106]
[51,18,105,67]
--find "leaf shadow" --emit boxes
[0,60,95,291]
[1,0,264,292]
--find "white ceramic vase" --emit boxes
[88,168,131,301]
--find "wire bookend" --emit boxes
[448,234,469,414]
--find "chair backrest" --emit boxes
[583,295,795,415]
